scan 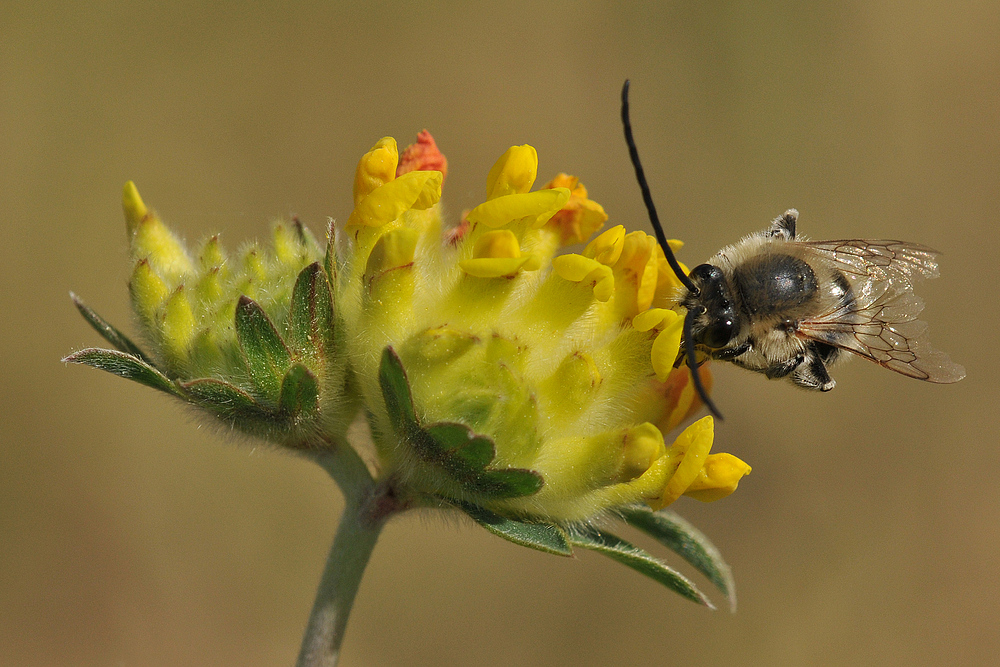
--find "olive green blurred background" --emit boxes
[3,2,998,665]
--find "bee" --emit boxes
[620,80,965,419]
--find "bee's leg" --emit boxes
[790,345,836,391]
[713,341,752,360]
[763,353,805,379]
[813,341,841,365]
[768,209,798,240]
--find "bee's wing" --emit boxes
[794,240,966,383]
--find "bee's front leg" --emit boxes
[713,341,752,360]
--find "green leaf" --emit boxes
[70,292,156,365]
[452,499,573,556]
[235,295,292,399]
[568,527,713,608]
[620,506,736,610]
[63,348,181,397]
[287,263,336,360]
[279,363,320,417]
[379,346,416,430]
[181,377,275,421]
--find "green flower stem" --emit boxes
[296,439,386,667]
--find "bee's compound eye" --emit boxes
[689,263,738,349]
[702,316,735,349]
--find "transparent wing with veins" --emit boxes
[795,239,965,383]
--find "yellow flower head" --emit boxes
[70,133,749,526]
[334,137,749,522]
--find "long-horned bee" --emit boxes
[620,80,965,418]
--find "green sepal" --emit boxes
[279,363,320,418]
[292,218,323,258]
[287,263,336,361]
[468,467,545,499]
[323,219,338,288]
[424,422,496,473]
[620,506,736,610]
[379,346,417,431]
[568,527,713,608]
[450,499,572,556]
[235,295,292,399]
[63,348,181,398]
[378,346,543,500]
[180,377,275,422]
[70,292,156,365]
[420,422,543,498]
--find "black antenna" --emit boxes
[684,308,723,420]
[621,80,699,296]
[622,79,723,420]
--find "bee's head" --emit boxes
[686,263,739,350]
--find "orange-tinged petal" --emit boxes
[543,173,608,245]
[396,130,448,181]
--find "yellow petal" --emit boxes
[683,453,752,502]
[459,255,538,278]
[353,137,399,206]
[465,188,570,229]
[472,229,521,259]
[583,225,626,265]
[631,307,671,332]
[366,227,419,277]
[486,145,538,199]
[619,422,667,482]
[551,254,615,301]
[347,170,443,229]
[645,415,715,510]
[650,312,683,380]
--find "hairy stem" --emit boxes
[296,440,386,667]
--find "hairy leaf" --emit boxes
[70,293,155,364]
[181,377,275,422]
[63,348,180,397]
[453,499,572,556]
[621,506,735,609]
[569,527,712,608]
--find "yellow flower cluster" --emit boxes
[335,135,750,522]
[102,132,749,525]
